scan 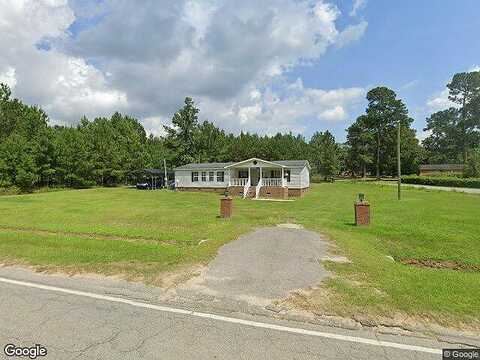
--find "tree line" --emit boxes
[0,70,478,192]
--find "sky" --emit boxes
[0,0,479,142]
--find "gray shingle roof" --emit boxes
[273,160,310,168]
[174,162,234,170]
[174,159,309,170]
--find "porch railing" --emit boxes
[229,178,248,186]
[243,178,251,199]
[255,181,262,199]
[261,178,284,187]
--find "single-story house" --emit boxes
[174,158,310,199]
[419,164,464,176]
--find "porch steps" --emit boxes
[244,186,256,198]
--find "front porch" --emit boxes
[226,159,289,199]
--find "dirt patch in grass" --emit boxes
[0,261,204,289]
[277,284,480,337]
[0,226,176,245]
[401,259,480,272]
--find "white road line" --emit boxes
[0,276,442,355]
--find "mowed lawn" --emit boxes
[0,183,478,326]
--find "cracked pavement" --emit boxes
[0,279,454,360]
[0,227,478,359]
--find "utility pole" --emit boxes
[397,118,401,200]
[163,159,168,189]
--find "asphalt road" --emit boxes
[0,227,477,359]
[0,274,461,360]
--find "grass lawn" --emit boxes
[0,183,478,327]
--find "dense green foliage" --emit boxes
[0,90,341,191]
[423,71,480,164]
[0,84,170,191]
[309,130,340,179]
[346,87,422,178]
[3,70,478,193]
[0,184,478,324]
[402,175,480,188]
[464,147,480,178]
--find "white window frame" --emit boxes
[192,171,199,182]
[201,171,207,182]
[216,171,224,182]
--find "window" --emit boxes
[191,171,199,182]
[201,171,207,182]
[284,169,291,182]
[238,170,248,178]
[216,171,224,182]
[270,170,281,178]
[209,171,214,182]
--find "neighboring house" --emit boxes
[174,158,310,199]
[419,164,464,176]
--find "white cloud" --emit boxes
[0,0,368,134]
[142,116,169,137]
[197,79,365,134]
[0,67,17,89]
[319,106,347,122]
[469,65,480,72]
[0,0,127,123]
[426,89,457,112]
[349,0,367,17]
[417,129,431,142]
[401,79,419,90]
[336,20,368,48]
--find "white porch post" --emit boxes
[228,169,232,186]
[259,167,262,185]
[248,167,251,185]
[281,167,285,187]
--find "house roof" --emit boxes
[174,162,234,170]
[174,159,310,170]
[224,158,287,168]
[419,164,464,171]
[274,160,310,168]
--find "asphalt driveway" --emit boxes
[178,226,331,306]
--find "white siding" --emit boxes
[300,166,310,188]
[285,166,309,188]
[175,169,229,188]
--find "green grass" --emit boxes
[0,183,478,326]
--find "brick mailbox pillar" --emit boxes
[220,197,233,218]
[354,201,370,226]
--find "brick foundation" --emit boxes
[177,186,309,199]
[288,187,309,197]
[176,187,226,193]
[227,186,244,197]
[259,186,288,199]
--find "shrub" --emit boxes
[464,148,480,178]
[402,175,480,189]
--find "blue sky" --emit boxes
[290,0,480,140]
[1,0,479,141]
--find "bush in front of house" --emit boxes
[464,148,480,178]
[402,175,480,188]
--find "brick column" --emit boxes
[354,202,370,226]
[220,197,233,218]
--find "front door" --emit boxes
[250,167,260,186]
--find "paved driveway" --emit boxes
[0,227,477,359]
[178,227,330,306]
